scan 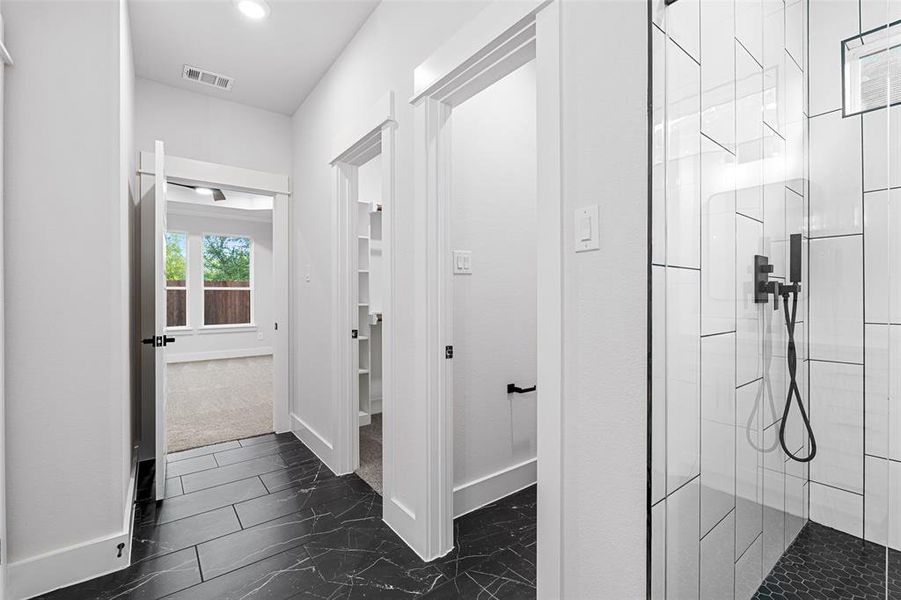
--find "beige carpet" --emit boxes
[356,413,383,495]
[166,355,274,453]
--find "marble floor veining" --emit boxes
[37,432,536,600]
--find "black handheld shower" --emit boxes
[755,234,817,463]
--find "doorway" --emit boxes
[139,150,292,499]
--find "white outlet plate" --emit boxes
[574,205,600,252]
[453,250,473,274]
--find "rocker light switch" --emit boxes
[575,205,600,252]
[453,250,472,274]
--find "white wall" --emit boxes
[165,205,274,361]
[4,1,136,597]
[135,77,292,174]
[556,2,647,597]
[450,62,537,513]
[289,0,488,554]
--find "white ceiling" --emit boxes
[129,0,380,115]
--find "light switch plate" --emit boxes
[574,205,600,252]
[453,250,473,274]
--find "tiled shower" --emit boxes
[650,0,900,597]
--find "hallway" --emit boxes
[37,433,536,599]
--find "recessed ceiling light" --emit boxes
[195,187,214,196]
[235,0,270,20]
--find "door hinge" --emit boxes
[445,345,454,359]
[351,329,358,339]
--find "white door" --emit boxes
[153,140,169,500]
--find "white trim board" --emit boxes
[453,458,537,519]
[290,413,336,472]
[165,347,273,363]
[167,201,273,224]
[7,455,137,600]
[139,153,290,196]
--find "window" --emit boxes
[165,232,188,328]
[842,22,901,116]
[203,234,253,326]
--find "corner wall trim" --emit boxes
[453,457,537,518]
[290,413,338,472]
[7,452,137,600]
[165,347,273,364]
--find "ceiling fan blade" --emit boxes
[212,188,227,201]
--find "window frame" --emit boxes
[164,230,191,331]
[200,231,255,329]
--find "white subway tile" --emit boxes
[652,266,667,504]
[863,455,901,550]
[763,129,786,279]
[762,0,784,135]
[809,236,863,363]
[809,0,859,116]
[736,43,764,221]
[651,500,666,600]
[863,324,901,461]
[666,478,700,600]
[809,481,863,538]
[736,379,763,559]
[701,0,736,151]
[762,465,785,576]
[735,534,763,600]
[737,215,763,385]
[653,27,666,266]
[701,511,735,600]
[669,0,700,62]
[785,58,804,195]
[701,333,736,535]
[667,267,701,493]
[736,0,763,66]
[862,105,901,193]
[809,111,862,237]
[864,190,901,325]
[860,0,901,32]
[784,477,807,546]
[701,138,736,335]
[667,39,702,269]
[762,305,787,431]
[784,0,805,72]
[652,0,666,31]
[809,361,864,493]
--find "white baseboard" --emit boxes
[166,346,273,363]
[8,454,138,600]
[453,457,537,519]
[290,413,336,472]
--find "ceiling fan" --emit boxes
[170,182,227,201]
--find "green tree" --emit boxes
[165,233,186,282]
[203,235,250,283]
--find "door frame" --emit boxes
[138,153,293,463]
[0,20,12,600]
[409,0,563,592]
[328,92,396,476]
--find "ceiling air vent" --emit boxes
[182,64,234,91]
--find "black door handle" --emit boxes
[141,337,156,346]
[507,383,536,394]
[163,336,175,346]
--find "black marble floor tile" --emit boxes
[165,477,184,499]
[163,545,340,600]
[235,477,364,528]
[132,505,241,563]
[240,432,287,447]
[182,453,289,493]
[753,521,901,600]
[198,509,339,579]
[215,436,305,466]
[168,440,241,462]
[46,436,537,600]
[260,456,340,493]
[136,476,268,526]
[165,453,218,477]
[37,547,200,600]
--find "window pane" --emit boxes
[204,289,251,325]
[167,289,187,327]
[203,235,251,287]
[165,232,187,286]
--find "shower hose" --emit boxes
[778,289,817,463]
